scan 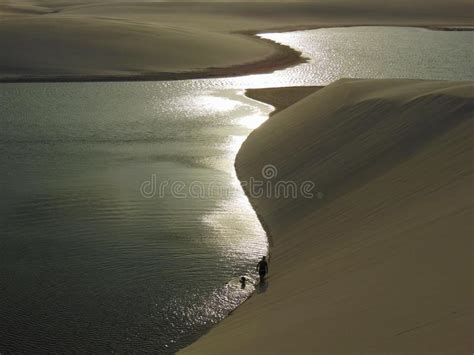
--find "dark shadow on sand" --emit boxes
[256,280,268,294]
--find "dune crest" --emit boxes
[182,79,473,354]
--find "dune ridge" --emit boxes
[182,79,473,354]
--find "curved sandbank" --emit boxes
[182,79,473,354]
[1,0,473,82]
[0,16,303,83]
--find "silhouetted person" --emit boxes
[256,256,268,283]
[240,276,246,289]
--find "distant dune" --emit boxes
[0,16,285,80]
[182,79,473,354]
[1,0,473,81]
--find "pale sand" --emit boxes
[181,79,473,354]
[1,0,473,81]
[0,16,296,81]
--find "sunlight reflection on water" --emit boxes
[210,26,474,88]
[1,26,473,353]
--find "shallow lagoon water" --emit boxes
[0,27,472,353]
[1,86,269,352]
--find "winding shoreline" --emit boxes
[245,86,324,115]
[179,23,474,353]
[2,2,472,350]
[0,25,472,84]
[182,78,473,354]
[0,33,306,84]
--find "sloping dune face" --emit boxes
[183,80,473,354]
[238,80,474,232]
[0,16,278,79]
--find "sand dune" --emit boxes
[182,79,473,354]
[0,16,288,80]
[48,1,474,31]
[1,1,473,81]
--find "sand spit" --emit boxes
[246,86,323,114]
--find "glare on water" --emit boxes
[0,27,472,353]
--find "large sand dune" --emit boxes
[1,0,473,81]
[182,79,473,354]
[0,16,282,80]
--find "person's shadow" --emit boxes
[256,280,268,294]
